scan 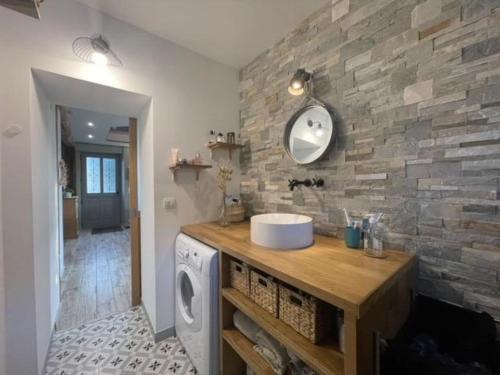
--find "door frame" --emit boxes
[57,116,142,308]
[129,118,141,306]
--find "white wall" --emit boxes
[0,1,239,373]
[0,50,6,374]
[138,102,157,327]
[0,48,39,375]
[30,77,60,372]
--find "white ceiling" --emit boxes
[64,106,129,146]
[75,0,329,68]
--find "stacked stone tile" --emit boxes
[239,0,500,318]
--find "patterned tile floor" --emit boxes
[45,306,197,375]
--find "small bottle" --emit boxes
[217,132,225,142]
[170,148,179,166]
[372,222,385,256]
[209,130,216,144]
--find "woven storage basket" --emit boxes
[230,260,250,296]
[250,270,279,317]
[279,284,334,344]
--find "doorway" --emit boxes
[56,107,141,331]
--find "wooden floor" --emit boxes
[56,229,131,331]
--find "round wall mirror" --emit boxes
[284,103,336,165]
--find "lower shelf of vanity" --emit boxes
[222,287,344,375]
[223,329,275,375]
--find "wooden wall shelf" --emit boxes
[207,142,244,160]
[169,164,212,181]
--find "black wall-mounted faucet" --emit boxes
[288,178,324,191]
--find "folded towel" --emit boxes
[253,330,289,375]
[233,310,261,344]
[287,349,317,375]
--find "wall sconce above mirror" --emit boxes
[288,68,313,96]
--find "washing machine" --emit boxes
[175,233,219,375]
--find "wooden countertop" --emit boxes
[181,222,416,318]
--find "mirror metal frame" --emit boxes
[283,103,336,165]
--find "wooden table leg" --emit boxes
[344,267,416,375]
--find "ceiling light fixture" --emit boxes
[87,134,94,139]
[288,68,313,96]
[87,122,94,127]
[72,34,123,66]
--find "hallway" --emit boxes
[57,229,131,331]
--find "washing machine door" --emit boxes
[176,263,202,332]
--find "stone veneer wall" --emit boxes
[239,0,500,318]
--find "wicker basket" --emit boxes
[226,205,245,223]
[250,270,279,317]
[230,260,250,296]
[279,284,334,344]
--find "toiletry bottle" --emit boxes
[372,222,385,256]
[209,130,216,144]
[362,215,371,249]
[171,148,179,166]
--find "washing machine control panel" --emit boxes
[177,246,203,272]
[191,251,202,272]
[176,246,189,260]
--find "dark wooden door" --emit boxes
[81,153,122,229]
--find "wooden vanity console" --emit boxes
[181,222,416,375]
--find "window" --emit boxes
[103,158,117,193]
[85,155,119,194]
[86,157,101,194]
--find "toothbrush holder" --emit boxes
[344,226,361,249]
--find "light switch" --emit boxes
[163,197,177,210]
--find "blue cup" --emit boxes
[344,226,361,249]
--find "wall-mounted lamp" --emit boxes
[288,68,313,96]
[72,34,123,67]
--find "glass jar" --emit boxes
[364,220,386,258]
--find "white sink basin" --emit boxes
[250,213,314,249]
